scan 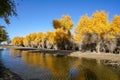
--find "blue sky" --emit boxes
[1,0,120,39]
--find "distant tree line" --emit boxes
[12,11,120,54]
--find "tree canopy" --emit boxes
[12,11,120,53]
[53,15,74,31]
[0,0,17,24]
[0,26,8,43]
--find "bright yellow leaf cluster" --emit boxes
[61,15,74,31]
[23,33,37,47]
[45,31,56,44]
[110,15,120,35]
[54,29,70,44]
[12,37,24,46]
[74,11,119,43]
[53,15,74,31]
[35,32,43,45]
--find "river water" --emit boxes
[0,49,120,80]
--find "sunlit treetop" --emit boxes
[92,11,109,35]
[61,15,74,31]
[75,11,109,36]
[110,15,120,35]
[53,15,74,31]
[75,15,93,34]
[74,10,112,44]
[92,11,108,25]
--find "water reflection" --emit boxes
[11,49,22,58]
[22,51,80,79]
[6,49,120,80]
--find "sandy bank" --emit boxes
[6,46,120,61]
[70,51,120,61]
[13,47,120,61]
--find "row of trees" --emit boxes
[75,11,120,53]
[12,11,120,53]
[12,15,74,50]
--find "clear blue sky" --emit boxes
[1,0,120,39]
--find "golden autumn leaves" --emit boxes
[75,11,109,41]
[75,11,120,52]
[75,11,120,38]
[12,37,24,46]
[53,15,73,31]
[12,15,73,49]
[12,11,120,51]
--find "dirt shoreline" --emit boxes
[12,46,120,61]
[70,51,120,61]
[70,52,120,72]
[14,47,120,61]
[0,66,23,80]
[0,47,23,80]
[0,60,23,80]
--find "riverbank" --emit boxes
[70,51,120,61]
[70,52,120,72]
[15,47,120,61]
[0,58,23,80]
[0,46,23,80]
[8,46,120,61]
[2,46,120,61]
[0,66,23,80]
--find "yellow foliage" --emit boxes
[74,34,83,43]
[54,29,70,44]
[75,11,110,42]
[23,33,37,46]
[53,19,62,29]
[45,31,56,44]
[12,11,120,49]
[12,37,24,46]
[35,32,43,45]
[75,15,93,34]
[61,15,74,31]
[92,11,109,35]
[53,15,74,31]
[110,15,120,35]
[23,38,29,46]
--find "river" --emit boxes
[0,49,120,80]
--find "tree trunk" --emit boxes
[96,41,101,53]
[53,44,58,50]
[42,39,44,49]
